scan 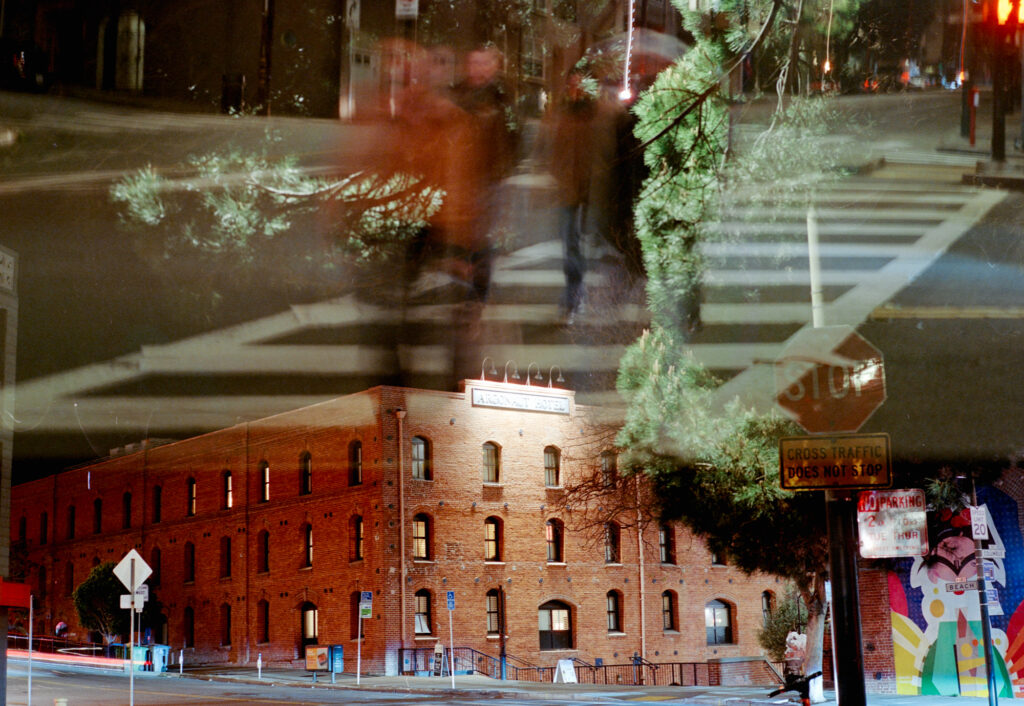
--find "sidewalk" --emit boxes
[167,664,998,706]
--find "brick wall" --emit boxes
[13,383,782,675]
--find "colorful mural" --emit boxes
[889,484,1024,697]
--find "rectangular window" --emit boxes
[152,486,162,524]
[223,472,233,509]
[486,592,501,634]
[607,594,621,632]
[482,443,499,483]
[414,592,432,634]
[187,479,197,517]
[220,536,232,578]
[544,448,559,487]
[411,438,428,480]
[260,463,270,502]
[413,518,428,560]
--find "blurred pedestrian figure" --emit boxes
[380,43,513,388]
[546,65,620,323]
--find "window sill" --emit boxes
[605,562,622,567]
[484,561,505,566]
[486,634,509,640]
[711,564,728,568]
[412,477,433,482]
[539,648,578,653]
[607,631,627,638]
[661,562,678,567]
[544,485,563,490]
[482,482,503,488]
[663,629,680,635]
[546,562,567,567]
[413,634,437,640]
[349,558,364,565]
[413,559,435,564]
[299,565,312,572]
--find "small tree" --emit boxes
[72,562,130,644]
[758,589,810,661]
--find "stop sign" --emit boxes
[774,325,886,434]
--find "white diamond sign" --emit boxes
[113,549,151,593]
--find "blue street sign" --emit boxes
[360,591,373,602]
[447,590,455,611]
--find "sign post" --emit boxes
[446,590,455,689]
[356,591,371,685]
[775,325,886,706]
[113,550,151,706]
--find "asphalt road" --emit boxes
[0,87,1016,476]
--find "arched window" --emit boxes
[186,478,197,517]
[349,515,364,561]
[662,590,678,631]
[348,441,362,486]
[606,590,623,632]
[122,492,132,529]
[600,451,618,488]
[705,599,734,645]
[183,606,195,647]
[484,517,503,561]
[659,524,676,564]
[257,599,270,643]
[604,522,620,563]
[257,530,270,573]
[544,446,560,487]
[222,471,233,509]
[299,452,312,495]
[486,588,503,635]
[183,541,195,583]
[545,519,564,563]
[411,436,431,480]
[301,601,318,646]
[414,589,433,634]
[762,591,775,625]
[412,514,431,560]
[39,512,48,545]
[220,603,232,646]
[66,505,76,539]
[259,461,270,502]
[302,524,313,568]
[150,546,162,587]
[538,600,572,650]
[92,498,102,534]
[152,486,162,523]
[482,442,500,483]
[220,536,232,578]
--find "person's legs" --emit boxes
[559,204,584,316]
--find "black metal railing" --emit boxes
[398,647,782,687]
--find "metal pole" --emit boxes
[27,595,32,705]
[130,559,135,706]
[356,615,362,686]
[498,587,507,680]
[826,492,867,706]
[993,23,1007,162]
[448,608,455,689]
[972,475,1000,706]
[807,204,824,328]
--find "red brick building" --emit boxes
[11,381,782,675]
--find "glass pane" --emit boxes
[552,609,569,631]
[538,609,551,631]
